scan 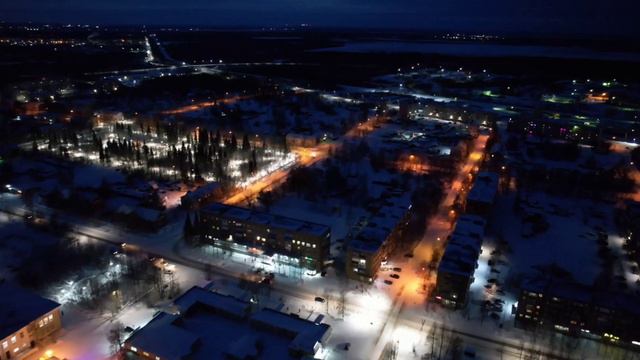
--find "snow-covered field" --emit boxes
[491,191,604,285]
[314,41,640,62]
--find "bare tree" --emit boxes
[107,321,125,355]
[381,341,398,360]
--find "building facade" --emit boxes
[515,278,640,345]
[346,193,412,282]
[199,203,331,271]
[0,283,62,360]
[433,215,486,308]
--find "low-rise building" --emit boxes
[125,286,332,360]
[515,278,640,345]
[346,193,412,282]
[465,172,498,216]
[181,182,222,209]
[433,215,486,308]
[199,203,331,271]
[0,282,62,360]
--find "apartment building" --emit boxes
[465,171,498,216]
[346,193,412,282]
[515,278,640,344]
[0,283,62,360]
[433,215,486,308]
[199,203,331,271]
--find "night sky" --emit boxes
[1,0,638,37]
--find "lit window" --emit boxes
[2,341,8,349]
[11,336,17,344]
[312,244,316,248]
[130,346,138,353]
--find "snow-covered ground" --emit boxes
[314,41,640,62]
[491,190,602,285]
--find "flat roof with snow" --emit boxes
[438,216,486,278]
[202,202,330,237]
[127,286,331,360]
[0,282,60,340]
[467,172,499,205]
[349,193,412,254]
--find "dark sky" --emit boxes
[2,0,638,38]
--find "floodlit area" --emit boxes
[2,20,640,360]
[31,119,294,188]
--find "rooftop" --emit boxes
[349,193,412,254]
[201,202,330,237]
[438,215,486,277]
[127,286,331,360]
[467,172,499,205]
[521,278,640,317]
[0,282,61,340]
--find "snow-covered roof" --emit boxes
[349,192,412,254]
[251,309,331,355]
[181,182,221,203]
[438,215,486,277]
[202,203,330,237]
[0,282,60,340]
[467,172,499,205]
[127,286,331,360]
[128,313,199,359]
[453,215,486,239]
[174,286,250,319]
[438,235,483,277]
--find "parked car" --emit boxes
[384,280,393,285]
[393,267,402,272]
[314,297,325,303]
[390,274,400,279]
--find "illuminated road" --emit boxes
[222,114,383,206]
[1,189,576,360]
[370,133,490,359]
[414,134,489,269]
[222,143,334,205]
[160,94,253,115]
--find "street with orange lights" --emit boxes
[159,94,252,115]
[222,143,335,205]
[222,115,384,205]
[370,133,489,359]
[407,134,489,297]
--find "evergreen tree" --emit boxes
[184,214,193,238]
[242,134,250,151]
[230,133,238,151]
